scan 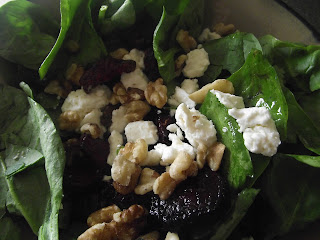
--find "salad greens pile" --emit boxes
[0,0,320,239]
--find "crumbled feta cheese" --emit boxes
[167,124,184,140]
[168,87,196,109]
[165,232,179,240]
[228,107,281,156]
[182,48,210,78]
[61,85,111,118]
[140,150,162,166]
[122,49,145,69]
[175,103,217,148]
[120,68,149,90]
[80,109,106,137]
[110,106,128,133]
[154,134,195,166]
[211,89,245,109]
[181,79,199,94]
[125,121,158,145]
[198,28,221,43]
[107,130,123,165]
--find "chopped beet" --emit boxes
[79,57,136,92]
[149,167,229,236]
[80,134,110,169]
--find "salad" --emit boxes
[1,0,320,240]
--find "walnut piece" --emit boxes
[176,29,197,52]
[134,168,160,195]
[175,54,187,76]
[169,152,193,181]
[206,142,225,171]
[111,154,141,187]
[153,172,179,200]
[65,63,84,86]
[110,48,129,60]
[113,166,141,195]
[113,83,145,104]
[44,80,68,98]
[80,123,101,139]
[213,23,236,36]
[189,79,235,103]
[59,111,81,131]
[144,78,167,109]
[124,100,150,122]
[119,139,148,165]
[78,205,147,240]
[196,142,208,169]
[87,205,121,227]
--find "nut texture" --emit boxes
[119,139,148,165]
[113,166,141,195]
[213,23,236,36]
[87,205,121,227]
[169,152,193,181]
[206,142,225,171]
[144,78,167,109]
[134,168,160,195]
[176,30,197,52]
[59,111,81,131]
[110,48,129,60]
[124,100,150,122]
[80,123,101,139]
[153,172,179,200]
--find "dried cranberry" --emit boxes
[156,111,175,145]
[79,57,136,92]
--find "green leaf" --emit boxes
[200,92,253,191]
[0,0,59,71]
[260,35,320,91]
[4,144,43,177]
[0,216,21,240]
[286,154,320,168]
[210,188,260,240]
[261,153,320,236]
[0,154,8,219]
[202,32,262,83]
[299,91,320,126]
[228,50,288,139]
[284,87,320,155]
[39,0,84,79]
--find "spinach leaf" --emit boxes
[0,84,65,240]
[39,0,84,79]
[228,50,288,139]
[0,154,8,219]
[200,92,253,191]
[261,153,320,236]
[4,144,43,177]
[286,154,320,168]
[284,87,320,155]
[260,35,320,91]
[0,216,21,240]
[0,0,59,71]
[209,188,260,240]
[201,32,262,84]
[299,91,320,126]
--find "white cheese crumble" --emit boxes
[125,121,159,145]
[167,123,184,140]
[120,68,149,90]
[228,107,281,156]
[182,48,210,78]
[154,133,195,166]
[211,89,245,109]
[107,130,123,165]
[181,78,199,94]
[140,149,162,166]
[168,86,196,109]
[198,28,221,43]
[61,85,111,136]
[122,48,145,69]
[61,85,111,118]
[175,103,217,148]
[110,106,128,133]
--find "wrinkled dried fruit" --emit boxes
[80,57,136,92]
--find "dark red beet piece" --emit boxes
[80,134,110,169]
[149,167,229,236]
[144,48,160,81]
[79,57,136,93]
